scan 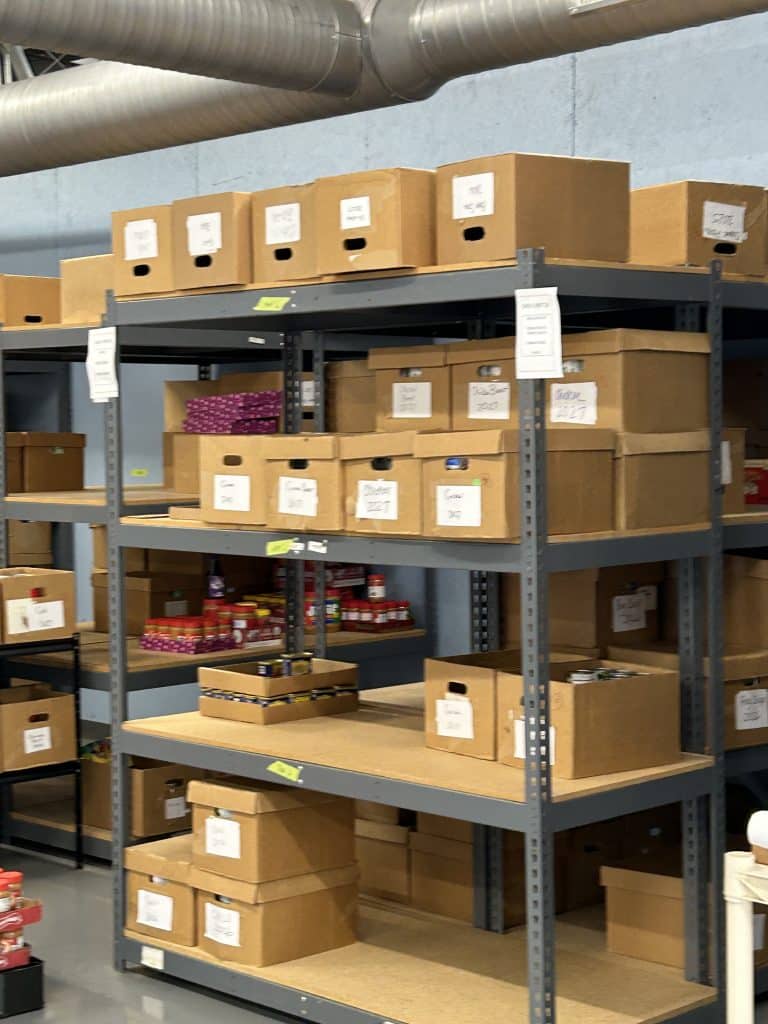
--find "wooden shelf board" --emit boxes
[10,800,110,843]
[8,487,197,507]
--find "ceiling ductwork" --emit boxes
[0,0,766,177]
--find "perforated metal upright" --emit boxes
[283,331,306,654]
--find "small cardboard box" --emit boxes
[146,549,206,576]
[8,522,52,569]
[326,360,376,434]
[614,431,710,530]
[724,360,768,433]
[0,276,60,328]
[82,756,202,835]
[448,338,516,431]
[92,572,204,635]
[355,818,410,903]
[630,181,767,276]
[0,685,75,772]
[417,428,614,541]
[497,659,680,779]
[355,801,403,826]
[369,344,451,433]
[199,435,266,526]
[0,568,75,644]
[112,205,174,296]
[172,192,253,290]
[725,677,768,751]
[6,433,85,493]
[562,822,623,912]
[188,778,354,883]
[60,254,113,326]
[416,813,472,844]
[125,834,196,946]
[90,524,146,574]
[723,427,746,515]
[194,863,357,967]
[252,184,316,282]
[436,153,630,265]
[424,653,500,760]
[315,168,435,274]
[340,431,422,536]
[264,434,343,532]
[165,433,201,494]
[601,862,688,968]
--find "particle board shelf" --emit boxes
[8,800,111,861]
[4,487,198,524]
[724,509,768,549]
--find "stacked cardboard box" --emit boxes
[355,802,413,905]
[6,433,85,494]
[0,276,60,328]
[0,568,75,644]
[0,684,75,772]
[8,523,52,569]
[59,255,113,326]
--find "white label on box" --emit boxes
[164,796,187,820]
[452,172,495,220]
[140,946,165,971]
[340,196,371,230]
[23,726,52,755]
[611,593,647,633]
[164,600,188,617]
[4,599,32,635]
[721,441,733,487]
[436,485,482,528]
[515,288,563,379]
[736,688,768,731]
[435,698,474,740]
[265,202,301,246]
[214,474,251,513]
[356,480,399,521]
[204,902,241,948]
[86,326,119,404]
[513,717,556,765]
[124,218,159,261]
[187,212,223,256]
[137,889,174,933]
[301,379,316,408]
[702,201,747,244]
[468,381,510,420]
[278,476,319,518]
[637,584,658,612]
[755,914,766,951]
[28,600,65,632]
[549,381,598,425]
[205,815,241,859]
[392,381,432,419]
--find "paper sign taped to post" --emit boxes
[515,288,563,379]
[87,327,119,403]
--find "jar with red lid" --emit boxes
[358,601,374,632]
[1,872,22,908]
[346,601,360,631]
[367,574,386,601]
[396,600,411,626]
[372,603,390,632]
[304,593,318,631]
[385,601,398,626]
[0,880,12,914]
[0,932,22,954]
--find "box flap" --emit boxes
[600,864,682,901]
[339,431,418,460]
[191,863,359,905]
[414,428,614,458]
[262,433,338,460]
[326,360,374,381]
[368,344,448,371]
[616,430,710,456]
[409,830,471,864]
[91,572,204,594]
[187,778,340,815]
[445,338,516,366]
[355,818,410,845]
[563,329,710,357]
[124,834,193,884]
[607,642,768,682]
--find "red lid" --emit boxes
[368,574,385,582]
[326,589,340,597]
[1,873,22,885]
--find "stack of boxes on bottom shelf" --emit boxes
[0,867,45,1017]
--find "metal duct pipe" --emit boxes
[0,0,362,94]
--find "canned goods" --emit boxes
[367,575,386,601]
[281,653,313,676]
[256,657,284,677]
[567,670,598,684]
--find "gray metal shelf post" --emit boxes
[0,346,8,568]
[283,332,305,654]
[312,331,328,661]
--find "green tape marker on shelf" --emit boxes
[266,539,296,557]
[131,468,149,478]
[267,760,303,784]
[254,296,291,312]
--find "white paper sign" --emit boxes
[187,212,223,256]
[340,196,371,230]
[301,379,316,407]
[569,0,637,10]
[356,480,399,521]
[214,474,251,513]
[637,584,658,612]
[265,202,301,246]
[164,600,188,617]
[612,593,647,633]
[164,797,187,820]
[513,717,556,765]
[721,441,733,487]
[702,201,747,244]
[204,903,241,948]
[140,946,165,971]
[23,726,52,755]
[86,327,119,404]
[755,914,766,951]
[28,601,65,632]
[278,476,319,518]
[436,485,483,528]
[205,816,241,860]
[137,890,174,933]
[550,381,598,425]
[392,381,432,419]
[436,698,474,740]
[452,172,495,220]
[468,381,510,420]
[515,288,563,379]
[124,218,159,261]
[736,689,768,731]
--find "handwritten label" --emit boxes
[164,600,188,617]
[392,381,432,419]
[736,688,768,731]
[436,698,474,740]
[254,295,291,312]
[204,903,240,948]
[214,474,251,513]
[356,480,399,521]
[436,485,482,528]
[515,288,563,379]
[267,760,304,783]
[550,381,598,424]
[6,599,64,635]
[23,726,52,755]
[86,326,119,404]
[340,195,371,230]
[140,946,165,971]
[278,476,319,518]
[186,212,222,256]
[164,797,187,820]
[452,172,495,220]
[637,584,658,612]
[611,593,646,633]
[468,381,510,420]
[265,202,301,246]
[702,201,747,244]
[124,218,159,261]
[205,816,241,860]
[137,890,173,932]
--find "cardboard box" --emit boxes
[82,756,202,835]
[163,372,312,433]
[355,818,410,903]
[189,778,354,883]
[447,339,516,431]
[0,568,75,644]
[264,434,343,532]
[92,572,204,635]
[172,192,253,290]
[146,549,207,576]
[436,153,630,265]
[60,254,114,326]
[112,205,175,296]
[497,659,680,779]
[252,184,316,282]
[724,427,747,515]
[630,180,767,276]
[165,433,201,494]
[194,863,357,967]
[424,653,500,761]
[6,433,85,492]
[614,432,710,530]
[340,431,422,536]
[725,677,768,751]
[0,685,75,772]
[8,522,52,568]
[724,360,768,433]
[369,344,450,433]
[199,435,266,526]
[90,524,146,574]
[416,813,472,844]
[417,428,614,541]
[6,438,21,493]
[315,168,435,274]
[355,801,403,826]
[125,834,196,946]
[326,360,376,434]
[0,276,60,328]
[746,459,768,505]
[562,822,623,911]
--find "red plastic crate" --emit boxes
[0,903,42,934]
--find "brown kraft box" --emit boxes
[448,338,516,431]
[355,801,404,826]
[630,180,767,276]
[614,431,710,530]
[172,192,253,290]
[326,360,376,434]
[264,434,343,532]
[163,372,313,434]
[416,428,614,541]
[8,522,52,569]
[125,834,196,946]
[6,432,85,492]
[369,344,450,433]
[92,572,204,635]
[60,255,114,325]
[82,756,202,835]
[112,205,175,296]
[315,168,435,274]
[355,818,411,903]
[165,433,202,494]
[90,524,146,574]
[6,437,21,493]
[436,153,630,266]
[199,435,266,526]
[723,427,746,515]
[251,184,316,282]
[0,276,60,328]
[0,685,75,772]
[0,568,75,644]
[340,431,422,536]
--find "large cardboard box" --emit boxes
[60,254,114,326]
[251,184,316,282]
[199,435,266,526]
[724,360,768,434]
[165,433,201,494]
[326,360,376,434]
[125,834,196,946]
[6,437,21,493]
[8,522,52,569]
[112,205,175,296]
[264,434,343,532]
[0,276,60,328]
[194,863,357,967]
[315,168,435,274]
[630,181,767,276]
[340,431,422,536]
[0,685,75,772]
[723,427,746,515]
[355,818,410,903]
[172,192,253,290]
[417,429,614,541]
[562,822,623,912]
[6,433,85,492]
[448,338,516,431]
[416,813,472,843]
[369,344,450,433]
[90,524,145,574]
[82,755,202,835]
[614,432,710,530]
[189,779,354,883]
[497,659,680,779]
[436,153,630,266]
[0,568,75,644]
[92,572,204,635]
